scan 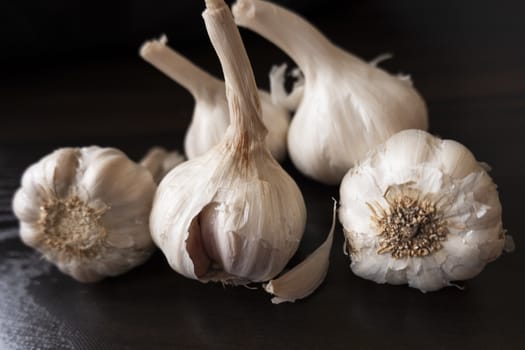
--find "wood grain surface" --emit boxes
[1,0,524,349]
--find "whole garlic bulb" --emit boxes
[12,146,164,282]
[150,0,306,284]
[140,35,290,162]
[233,0,428,184]
[339,129,509,292]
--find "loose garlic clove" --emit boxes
[140,35,290,162]
[12,146,164,282]
[339,130,510,292]
[150,0,308,286]
[233,0,428,184]
[265,201,336,304]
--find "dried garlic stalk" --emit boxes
[140,35,289,162]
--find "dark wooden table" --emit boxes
[1,1,524,349]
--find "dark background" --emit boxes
[1,0,525,349]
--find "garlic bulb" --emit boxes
[150,0,307,285]
[233,0,428,184]
[140,146,186,183]
[339,129,509,292]
[12,146,173,282]
[140,35,290,162]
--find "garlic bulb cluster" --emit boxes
[12,146,181,283]
[140,35,290,162]
[150,0,309,286]
[339,129,509,292]
[233,0,428,184]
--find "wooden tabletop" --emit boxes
[1,0,524,349]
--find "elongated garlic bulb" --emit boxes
[12,146,182,282]
[150,0,307,286]
[339,130,510,292]
[140,35,290,162]
[233,0,428,184]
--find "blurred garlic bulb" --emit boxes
[140,35,290,162]
[233,0,428,184]
[339,130,511,292]
[150,0,308,287]
[12,146,181,282]
[140,146,186,183]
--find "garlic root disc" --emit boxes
[12,147,158,282]
[339,130,509,292]
[149,0,306,285]
[233,0,428,184]
[140,35,290,162]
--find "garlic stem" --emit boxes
[233,0,338,76]
[203,0,268,147]
[140,35,223,99]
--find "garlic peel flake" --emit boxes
[265,200,336,304]
[339,130,508,292]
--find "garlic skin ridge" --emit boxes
[12,146,159,283]
[140,35,290,162]
[338,129,508,292]
[149,0,307,285]
[233,0,428,184]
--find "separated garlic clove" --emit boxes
[140,35,290,162]
[150,0,307,285]
[12,146,162,282]
[339,129,510,292]
[233,0,428,184]
[265,200,336,304]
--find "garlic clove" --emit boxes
[140,35,290,162]
[12,146,158,283]
[233,0,428,184]
[264,201,336,304]
[339,129,509,292]
[139,146,185,184]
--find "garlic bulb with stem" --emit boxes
[140,35,290,162]
[233,0,428,184]
[150,0,334,303]
[339,129,511,292]
[12,146,182,283]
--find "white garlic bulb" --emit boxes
[150,0,308,286]
[233,0,428,184]
[12,146,175,283]
[339,129,509,292]
[140,35,290,162]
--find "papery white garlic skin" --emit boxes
[233,0,428,184]
[149,0,306,284]
[339,129,506,292]
[140,36,290,162]
[12,147,157,282]
[150,144,306,283]
[265,200,336,304]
